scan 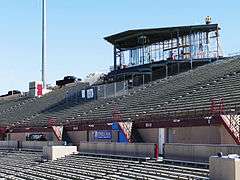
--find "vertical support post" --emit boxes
[182,36,184,59]
[216,25,219,59]
[162,41,165,60]
[206,31,209,59]
[177,31,180,60]
[190,32,193,69]
[150,64,153,82]
[142,46,145,64]
[114,82,117,97]
[114,46,117,71]
[165,63,168,78]
[171,33,173,60]
[42,0,47,89]
[142,74,145,86]
[177,62,180,73]
[104,84,107,98]
[132,74,134,88]
[119,51,122,68]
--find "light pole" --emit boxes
[42,0,47,89]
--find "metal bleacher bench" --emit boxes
[163,158,209,168]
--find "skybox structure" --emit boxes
[104,20,222,83]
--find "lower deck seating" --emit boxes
[0,149,209,180]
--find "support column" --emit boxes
[142,74,145,86]
[114,46,117,71]
[189,32,193,69]
[165,63,168,78]
[162,41,165,60]
[216,25,219,59]
[177,31,180,60]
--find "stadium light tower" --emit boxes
[42,0,47,89]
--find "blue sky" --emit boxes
[0,0,239,94]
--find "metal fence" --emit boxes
[97,81,128,99]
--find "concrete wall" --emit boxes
[168,125,236,144]
[168,126,220,144]
[67,130,118,145]
[79,142,156,159]
[8,133,26,141]
[67,131,87,144]
[164,143,240,162]
[0,141,18,149]
[138,128,160,143]
[210,156,240,180]
[7,132,57,141]
[0,141,63,150]
[21,141,63,150]
[43,146,77,160]
[219,125,236,144]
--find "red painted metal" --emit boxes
[219,98,224,114]
[211,98,216,114]
[0,127,6,134]
[7,113,223,133]
[155,144,159,160]
[9,127,52,133]
[221,116,240,145]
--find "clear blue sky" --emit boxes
[0,0,239,95]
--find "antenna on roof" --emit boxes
[42,0,47,89]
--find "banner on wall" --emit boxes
[87,88,94,99]
[81,90,86,98]
[94,130,112,140]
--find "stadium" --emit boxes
[0,1,240,180]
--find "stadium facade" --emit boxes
[0,20,240,156]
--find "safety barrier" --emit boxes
[0,141,18,149]
[0,141,63,150]
[21,141,63,150]
[79,142,158,159]
[164,143,240,162]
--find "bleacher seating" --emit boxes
[0,149,209,179]
[0,58,240,127]
[0,82,88,127]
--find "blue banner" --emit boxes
[94,130,112,139]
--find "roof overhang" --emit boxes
[104,24,220,50]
